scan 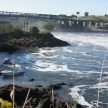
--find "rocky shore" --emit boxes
[0,84,83,108]
[0,31,70,53]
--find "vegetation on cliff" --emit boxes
[0,84,83,108]
[0,23,13,34]
[0,25,69,52]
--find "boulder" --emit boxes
[47,83,66,90]
[0,44,19,53]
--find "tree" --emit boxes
[104,14,108,16]
[76,12,80,17]
[29,26,39,35]
[84,12,89,16]
[70,14,77,18]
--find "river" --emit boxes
[0,32,108,107]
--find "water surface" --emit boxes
[0,32,108,107]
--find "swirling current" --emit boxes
[0,32,108,107]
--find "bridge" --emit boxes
[0,11,108,31]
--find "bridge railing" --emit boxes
[0,11,108,22]
[0,11,77,20]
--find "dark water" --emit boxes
[0,32,108,107]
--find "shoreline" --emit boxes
[0,32,70,53]
[0,84,83,108]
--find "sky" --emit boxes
[0,0,107,16]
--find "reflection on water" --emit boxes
[0,32,108,107]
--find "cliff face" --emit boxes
[0,32,70,52]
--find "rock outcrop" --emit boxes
[0,84,83,108]
[0,32,70,52]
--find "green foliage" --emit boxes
[76,12,80,16]
[0,98,12,108]
[80,15,108,20]
[12,28,25,37]
[29,26,39,36]
[84,12,89,16]
[71,14,77,18]
[43,22,54,31]
[0,23,13,34]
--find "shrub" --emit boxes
[29,26,39,36]
[0,23,13,34]
[11,28,25,38]
[0,98,12,108]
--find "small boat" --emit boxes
[1,58,21,69]
[2,70,25,78]
[0,58,25,78]
[2,63,22,69]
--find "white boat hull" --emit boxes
[0,59,25,78]
[2,71,25,78]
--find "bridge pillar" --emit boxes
[57,20,64,24]
[88,22,92,28]
[100,22,104,27]
[73,21,78,30]
[78,21,84,30]
[71,20,83,31]
[24,21,29,31]
[95,22,97,28]
[68,20,72,27]
[91,21,95,28]
[63,20,70,26]
[84,21,92,29]
[61,20,64,24]
[69,21,74,29]
[83,21,86,28]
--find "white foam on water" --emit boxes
[80,52,87,56]
[53,32,108,49]
[61,55,68,60]
[39,55,58,59]
[60,73,67,76]
[30,60,72,72]
[16,54,35,63]
[39,48,56,53]
[30,48,59,59]
[69,70,100,75]
[63,47,73,53]
[69,86,92,108]
[29,59,100,74]
[31,52,58,59]
[31,52,44,57]
[90,82,108,89]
